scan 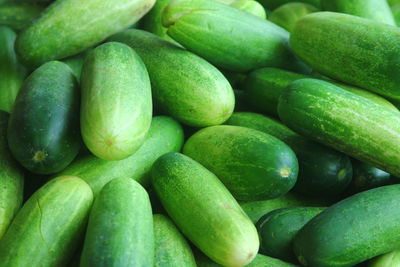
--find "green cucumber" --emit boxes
[231,0,267,19]
[0,26,26,113]
[257,0,321,10]
[63,49,91,81]
[58,116,184,196]
[80,42,152,161]
[269,3,318,32]
[154,214,196,267]
[226,112,353,197]
[80,177,153,267]
[278,78,400,177]
[183,125,298,201]
[256,207,324,262]
[392,5,400,26]
[0,3,43,31]
[294,184,400,267]
[0,176,93,267]
[151,152,259,267]
[321,0,395,25]
[15,0,155,67]
[109,29,234,127]
[369,250,400,267]
[290,12,400,99]
[8,61,80,174]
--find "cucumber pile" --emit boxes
[0,0,400,266]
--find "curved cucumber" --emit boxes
[183,125,298,201]
[80,42,152,160]
[81,177,153,267]
[8,61,80,174]
[154,214,196,267]
[0,176,93,267]
[0,4,43,31]
[151,152,259,267]
[269,3,318,32]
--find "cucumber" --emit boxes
[0,3,43,31]
[63,49,91,81]
[80,177,153,267]
[294,184,400,267]
[154,214,196,267]
[392,5,400,26]
[256,207,324,262]
[109,29,234,127]
[226,112,353,197]
[257,0,321,10]
[269,3,318,32]
[290,12,400,99]
[151,152,259,267]
[8,61,81,174]
[278,78,400,177]
[80,42,152,161]
[230,0,267,19]
[58,116,184,196]
[15,0,155,67]
[321,0,395,26]
[183,125,298,201]
[0,176,93,267]
[369,250,400,267]
[0,26,26,113]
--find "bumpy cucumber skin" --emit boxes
[278,78,400,177]
[58,116,184,196]
[154,214,196,267]
[109,29,234,127]
[152,152,259,267]
[269,3,318,32]
[183,125,298,201]
[8,61,81,174]
[15,0,155,67]
[0,176,93,267]
[81,178,153,267]
[369,250,400,267]
[231,0,267,19]
[80,42,152,161]
[0,4,43,31]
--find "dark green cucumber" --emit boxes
[278,78,400,177]
[294,184,400,267]
[154,214,196,267]
[80,42,152,161]
[230,0,267,19]
[369,250,400,267]
[269,3,318,32]
[256,207,324,262]
[257,0,320,9]
[58,116,184,196]
[183,125,298,201]
[0,176,93,267]
[226,112,353,196]
[15,0,155,67]
[290,12,400,99]
[151,152,259,267]
[109,29,234,127]
[0,4,43,31]
[81,177,153,267]
[8,61,80,174]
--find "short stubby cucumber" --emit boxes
[183,125,298,201]
[80,42,152,161]
[80,178,154,267]
[0,176,93,267]
[0,4,43,31]
[230,0,267,19]
[15,0,156,66]
[8,61,81,174]
[58,116,184,196]
[151,152,259,267]
[278,78,400,177]
[109,29,234,127]
[269,3,318,32]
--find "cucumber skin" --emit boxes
[80,42,152,161]
[369,250,400,267]
[151,152,259,267]
[154,214,196,267]
[15,0,155,67]
[0,4,43,31]
[80,178,154,267]
[8,61,81,174]
[269,3,318,32]
[196,253,298,267]
[290,12,400,99]
[278,78,400,177]
[230,0,267,19]
[183,125,298,201]
[258,0,320,9]
[294,184,400,267]
[0,176,93,267]
[58,116,184,196]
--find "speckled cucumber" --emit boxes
[151,152,259,267]
[58,116,184,196]
[0,176,93,267]
[278,78,400,177]
[15,0,155,67]
[109,29,234,127]
[80,42,152,161]
[269,3,318,32]
[0,4,43,31]
[8,61,81,174]
[154,214,196,267]
[81,178,153,267]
